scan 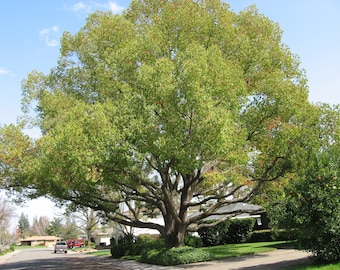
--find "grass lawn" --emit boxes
[201,241,291,260]
[87,249,111,256]
[289,262,340,270]
[87,241,291,260]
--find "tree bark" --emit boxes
[163,220,187,248]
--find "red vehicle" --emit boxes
[66,239,85,248]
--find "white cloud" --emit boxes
[71,1,92,13]
[0,67,9,75]
[92,1,126,14]
[67,1,126,15]
[108,1,125,13]
[39,26,60,47]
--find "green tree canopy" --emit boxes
[18,212,30,237]
[5,0,316,247]
[271,104,340,262]
[46,217,64,237]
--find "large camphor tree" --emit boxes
[3,0,315,247]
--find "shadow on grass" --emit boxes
[263,241,298,250]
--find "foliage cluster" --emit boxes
[197,218,255,246]
[141,246,212,266]
[281,175,340,263]
[111,233,165,258]
[184,235,204,248]
[267,104,340,262]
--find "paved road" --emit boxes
[0,248,311,270]
[0,248,126,270]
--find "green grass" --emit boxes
[87,249,111,256]
[88,241,290,260]
[201,241,290,260]
[289,262,340,270]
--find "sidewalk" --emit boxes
[105,249,311,270]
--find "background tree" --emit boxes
[0,197,16,246]
[65,205,101,243]
[61,216,81,240]
[0,124,32,198]
[272,104,340,262]
[46,217,63,237]
[18,213,30,238]
[31,216,50,236]
[9,0,314,247]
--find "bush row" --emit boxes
[197,218,256,246]
[111,234,164,258]
[141,246,212,266]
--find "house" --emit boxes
[123,203,266,237]
[200,202,265,226]
[20,236,61,247]
[93,231,112,247]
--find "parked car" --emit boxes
[66,239,85,249]
[54,241,68,253]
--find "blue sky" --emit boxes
[1,0,339,224]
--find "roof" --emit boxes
[21,236,61,242]
[198,202,264,221]
[218,202,263,213]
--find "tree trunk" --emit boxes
[163,218,187,248]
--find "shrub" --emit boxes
[197,218,255,246]
[110,233,136,258]
[278,175,340,262]
[185,235,203,248]
[118,233,135,245]
[141,246,212,266]
[248,230,273,242]
[223,218,255,243]
[110,234,165,258]
[129,234,165,256]
[197,220,228,246]
[111,244,131,258]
